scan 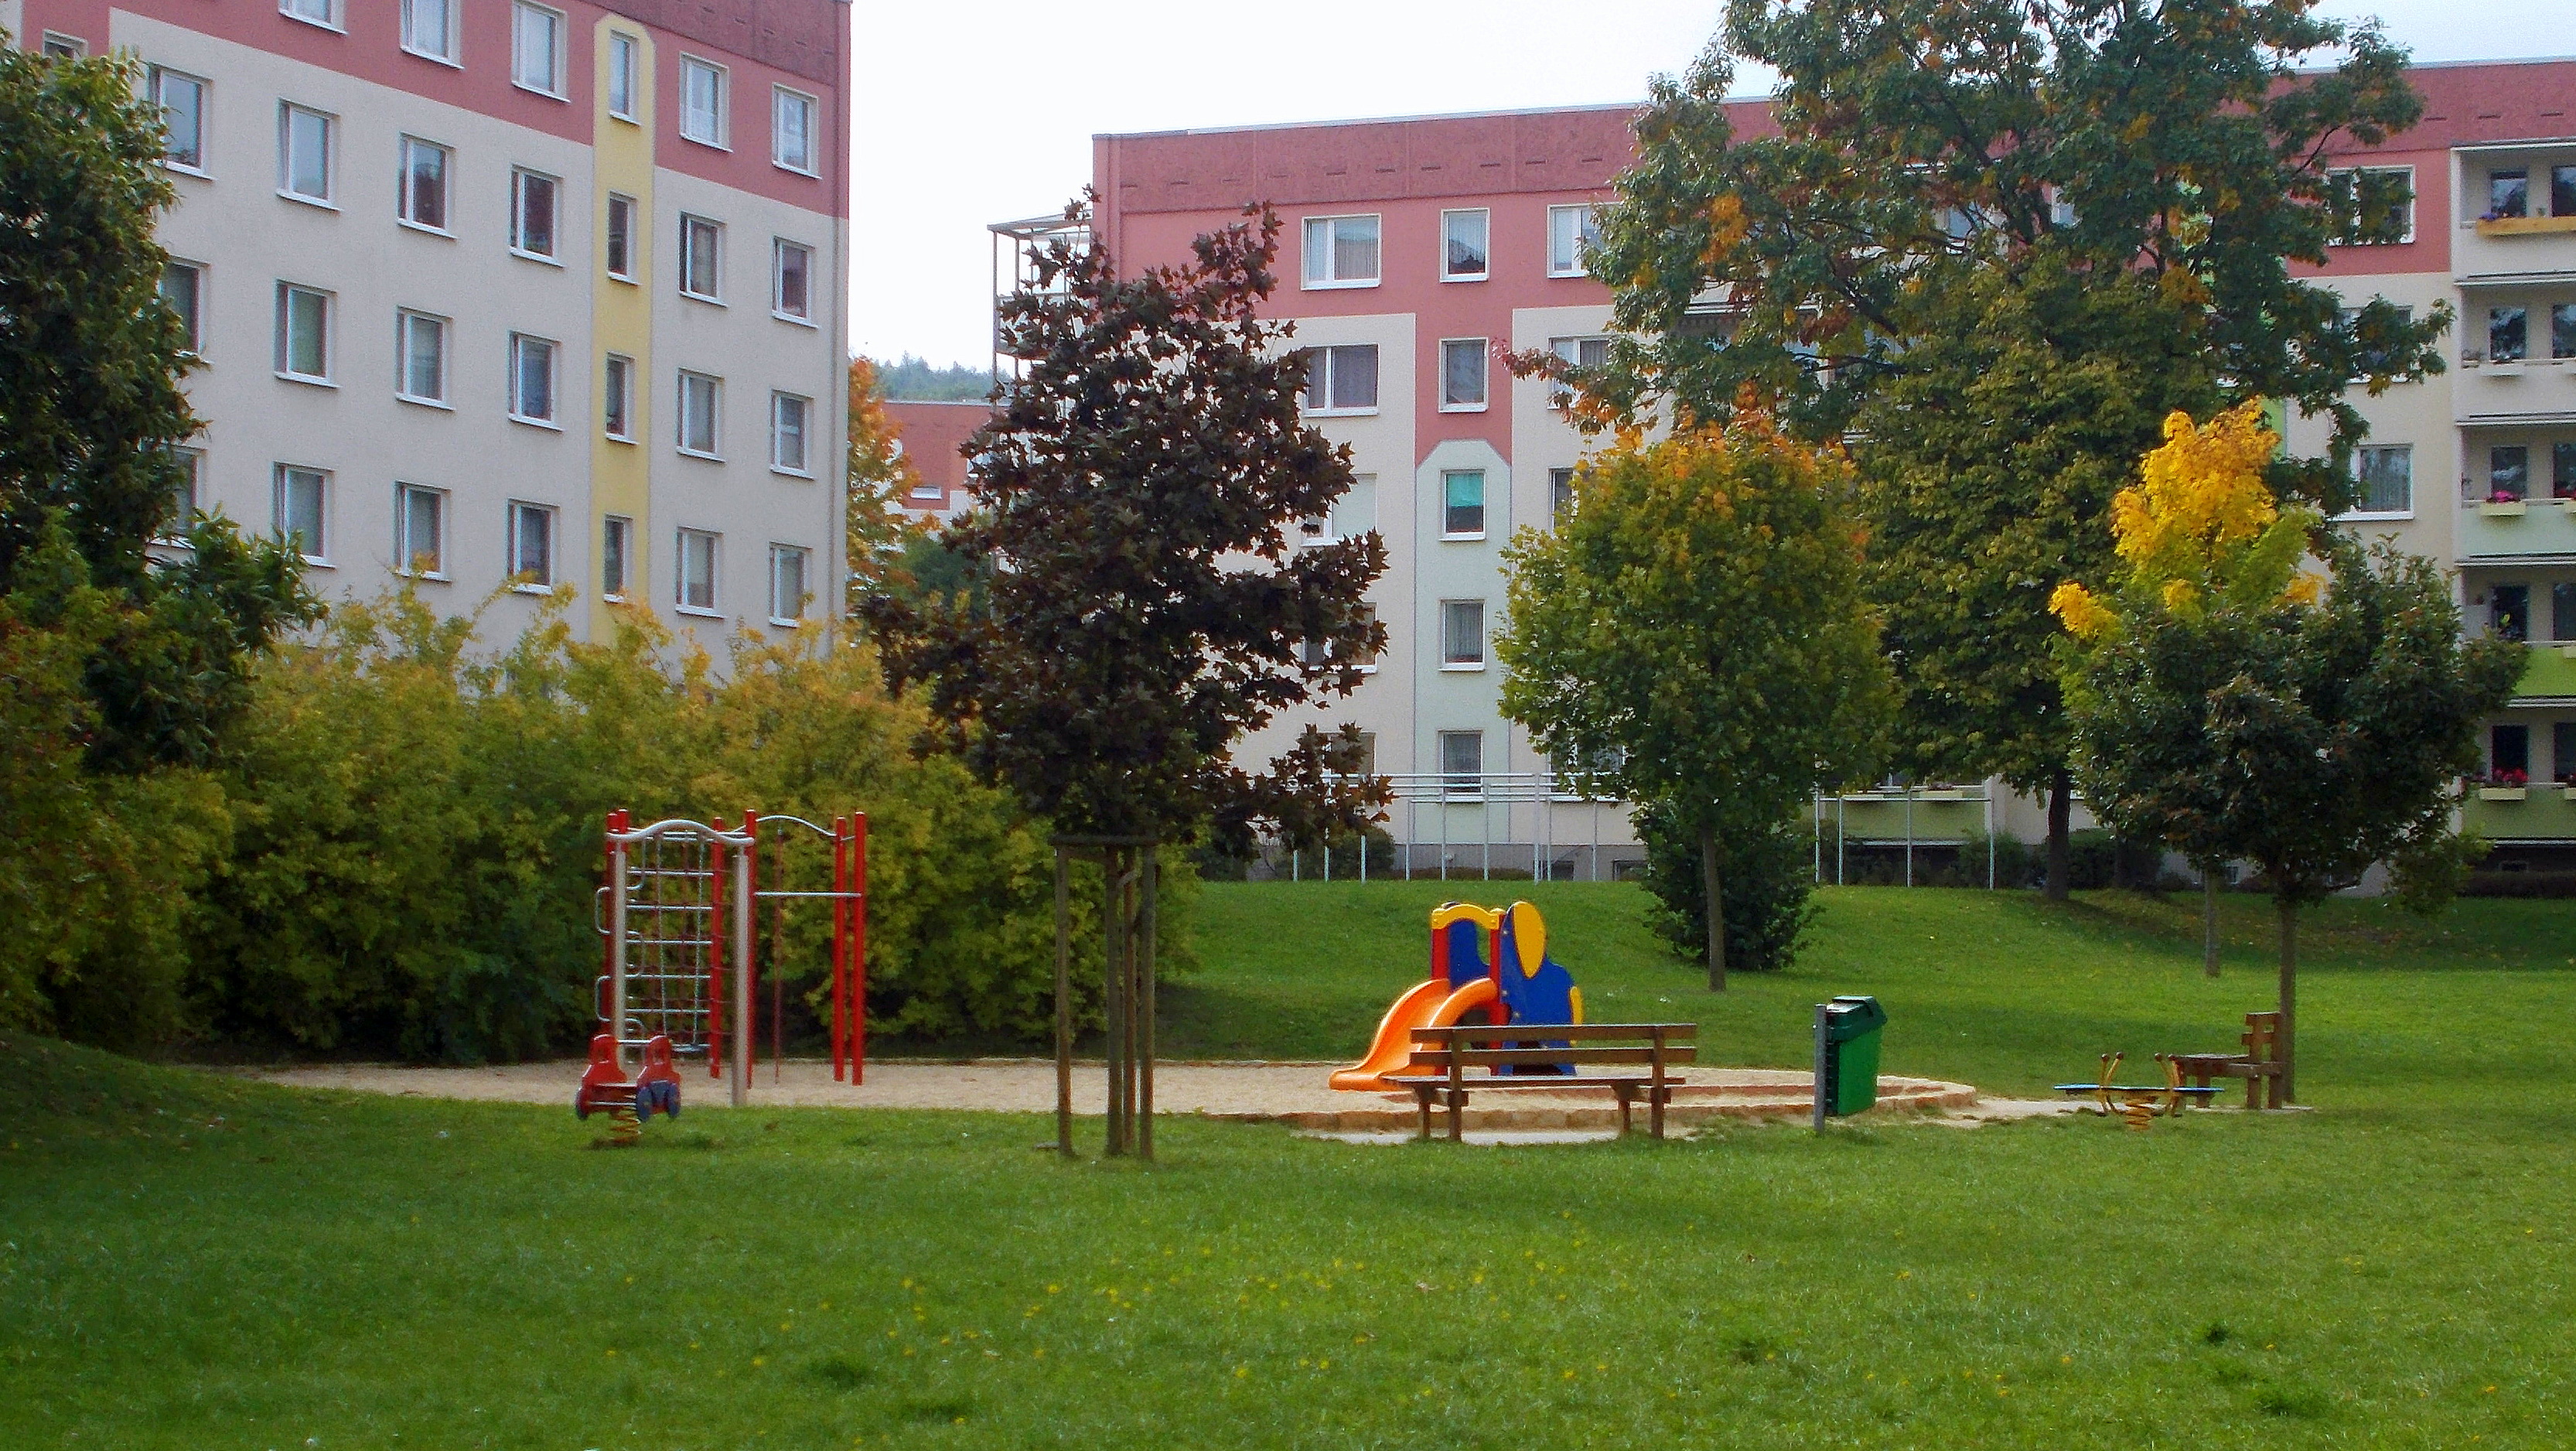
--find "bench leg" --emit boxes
[1650,1080,1667,1140]
[1416,1087,1433,1142]
[1613,1084,1633,1137]
[1449,1089,1468,1143]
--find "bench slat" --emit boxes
[1384,1075,1688,1090]
[1406,1046,1698,1068]
[1414,1023,1696,1043]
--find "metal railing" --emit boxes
[1811,784,2001,888]
[1281,772,1640,883]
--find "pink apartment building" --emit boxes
[1055,56,2576,876]
[9,0,853,650]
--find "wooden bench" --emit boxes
[2168,1011,2287,1110]
[1387,1023,1695,1142]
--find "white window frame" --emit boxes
[1439,599,1487,670]
[2325,165,2416,246]
[1547,335,1611,407]
[770,391,813,476]
[606,33,642,122]
[772,238,815,324]
[601,514,633,600]
[150,67,210,176]
[605,193,639,282]
[603,353,636,441]
[768,543,810,626]
[678,56,728,149]
[1441,469,1486,541]
[1301,344,1379,416]
[680,214,723,302]
[273,282,333,385]
[274,464,330,564]
[159,447,204,545]
[277,102,335,207]
[400,0,460,66]
[1438,729,1485,796]
[675,527,721,615]
[1301,213,1381,289]
[506,500,558,590]
[162,261,206,358]
[397,135,452,235]
[395,309,449,407]
[510,2,568,100]
[677,370,723,459]
[507,333,559,427]
[1547,204,1598,278]
[394,482,447,579]
[2344,444,2414,522]
[1441,208,1489,282]
[1439,338,1489,412]
[773,85,819,176]
[279,0,343,31]
[510,167,561,263]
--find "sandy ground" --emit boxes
[240,1058,2075,1132]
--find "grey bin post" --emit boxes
[1812,995,1888,1130]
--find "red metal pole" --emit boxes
[831,816,848,1081]
[708,818,726,1080]
[743,810,759,1081]
[852,812,868,1084]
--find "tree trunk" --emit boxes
[2044,770,2073,902]
[2202,870,2221,978]
[2275,897,2298,1106]
[1700,825,1726,992]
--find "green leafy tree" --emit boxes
[868,200,1387,853]
[1497,418,1888,988]
[2055,408,2520,1101]
[845,357,926,606]
[1576,0,2445,897]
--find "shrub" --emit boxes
[1636,807,1818,972]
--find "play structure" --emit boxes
[1329,900,1585,1092]
[575,810,867,1129]
[2056,1012,2286,1129]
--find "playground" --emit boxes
[5,883,2574,1449]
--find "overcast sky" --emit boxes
[848,2,2575,368]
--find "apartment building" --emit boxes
[885,399,984,521]
[1072,56,2576,877]
[6,0,851,648]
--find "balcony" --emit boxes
[2513,640,2576,702]
[2455,497,2576,559]
[2462,786,2576,843]
[2453,353,2576,427]
[1817,787,1993,845]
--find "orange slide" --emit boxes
[1327,975,1500,1091]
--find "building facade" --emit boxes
[884,398,984,521]
[1074,57,2576,877]
[8,0,851,649]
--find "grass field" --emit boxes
[4,884,2573,1449]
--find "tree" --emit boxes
[1575,0,2445,898]
[844,357,925,606]
[1497,417,1888,989]
[2053,406,2520,1101]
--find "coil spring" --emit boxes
[602,1101,643,1147]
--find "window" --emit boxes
[1440,339,1489,411]
[2555,304,2576,361]
[1301,215,1380,288]
[602,515,633,599]
[2493,446,2531,500]
[508,334,557,424]
[278,103,333,203]
[1442,470,1486,538]
[1301,605,1379,670]
[1440,599,1486,667]
[677,528,718,612]
[274,283,331,382]
[507,501,556,587]
[395,483,444,575]
[2557,166,2576,220]
[2492,722,2530,775]
[681,215,722,300]
[680,58,728,147]
[2557,585,2576,644]
[2557,442,2576,502]
[2489,168,2530,220]
[607,34,641,121]
[40,33,85,60]
[1547,205,1598,277]
[150,67,207,172]
[512,3,565,97]
[2339,304,2414,378]
[1442,209,1489,280]
[606,194,638,280]
[1438,730,1483,796]
[398,136,451,231]
[280,0,339,26]
[162,448,203,542]
[396,310,447,404]
[677,371,722,456]
[2325,166,2413,245]
[1550,466,1577,519]
[2557,720,2576,782]
[772,392,812,474]
[1549,336,1610,406]
[603,354,635,440]
[274,465,327,561]
[773,87,818,174]
[401,0,456,63]
[2352,445,2410,515]
[773,240,814,321]
[1300,344,1379,413]
[769,544,810,623]
[511,169,559,259]
[161,262,204,355]
[2490,306,2527,363]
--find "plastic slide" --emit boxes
[1328,975,1499,1091]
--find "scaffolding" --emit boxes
[988,210,1090,382]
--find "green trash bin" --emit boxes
[1815,995,1887,1122]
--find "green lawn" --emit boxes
[5,886,2574,1449]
